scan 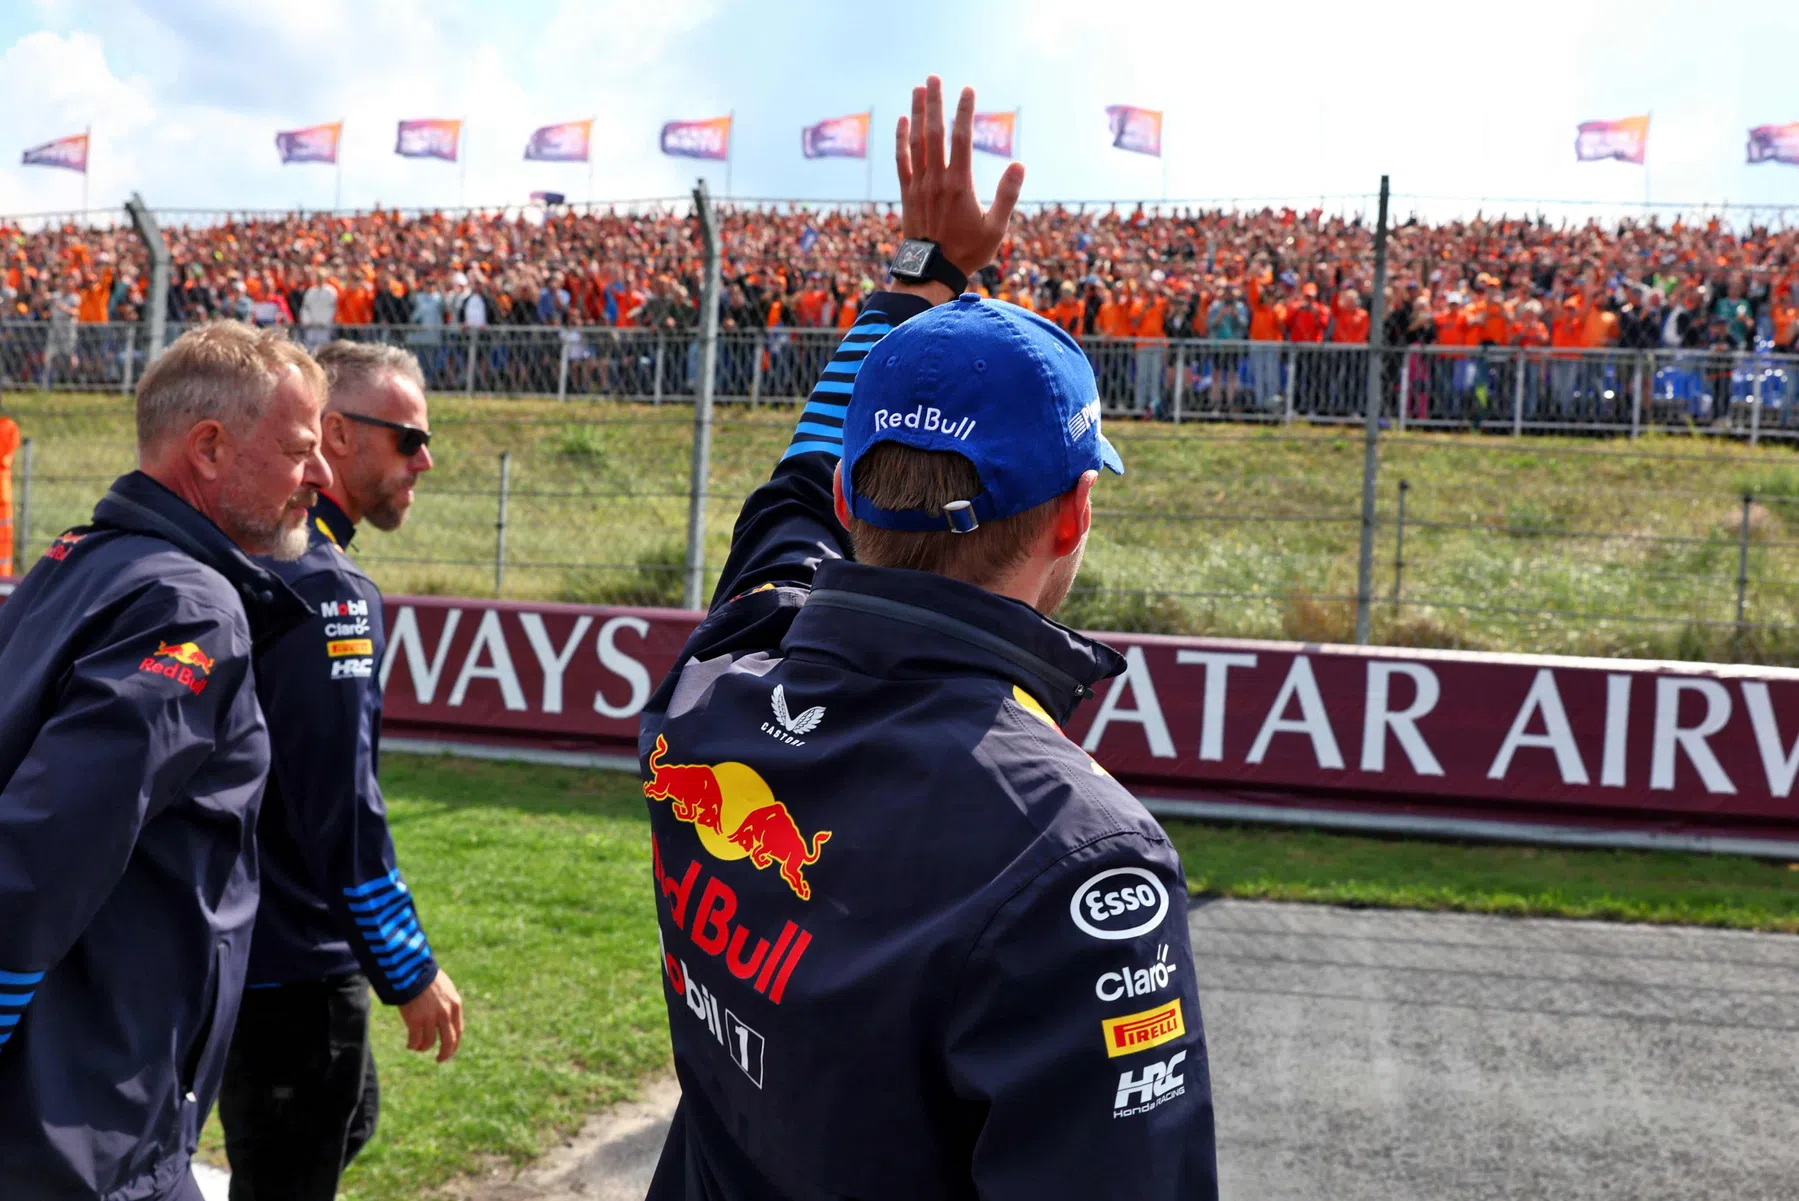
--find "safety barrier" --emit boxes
[5,320,1796,441]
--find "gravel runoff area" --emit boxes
[212,899,1799,1200]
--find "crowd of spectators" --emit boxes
[4,202,1797,410]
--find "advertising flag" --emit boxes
[530,191,567,205]
[396,118,462,162]
[525,120,593,163]
[1574,116,1649,164]
[1106,105,1163,157]
[660,116,732,161]
[971,111,1016,157]
[801,112,870,159]
[276,122,342,165]
[21,132,89,174]
[1747,124,1799,166]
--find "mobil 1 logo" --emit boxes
[663,931,766,1088]
[1071,866,1170,941]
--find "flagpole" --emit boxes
[727,109,735,199]
[81,125,90,214]
[335,118,344,211]
[1643,110,1653,213]
[1014,107,1022,161]
[459,118,468,211]
[865,107,874,204]
[1161,114,1169,205]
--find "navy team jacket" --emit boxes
[641,293,1219,1200]
[0,471,308,1200]
[246,495,438,1005]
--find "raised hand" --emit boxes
[894,76,1025,281]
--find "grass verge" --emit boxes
[13,392,1799,663]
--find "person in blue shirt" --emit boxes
[0,322,329,1201]
[640,77,1217,1201]
[219,340,463,1201]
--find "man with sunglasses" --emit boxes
[219,340,463,1201]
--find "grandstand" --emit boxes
[3,201,1797,436]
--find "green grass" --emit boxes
[12,391,1799,662]
[189,752,1799,1198]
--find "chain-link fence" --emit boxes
[7,322,1799,444]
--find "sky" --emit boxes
[1,0,1797,223]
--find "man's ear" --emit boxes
[321,409,357,459]
[832,461,852,529]
[1051,471,1097,558]
[184,419,227,482]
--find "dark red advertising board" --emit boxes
[8,581,1799,849]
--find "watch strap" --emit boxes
[893,240,969,296]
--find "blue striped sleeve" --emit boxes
[781,310,899,463]
[0,969,44,1050]
[342,873,435,998]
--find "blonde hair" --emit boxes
[135,321,324,451]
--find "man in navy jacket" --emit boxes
[641,78,1217,1200]
[220,340,462,1201]
[0,323,329,1200]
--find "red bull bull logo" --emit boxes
[139,638,215,696]
[644,735,831,901]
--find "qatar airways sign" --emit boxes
[372,596,1799,842]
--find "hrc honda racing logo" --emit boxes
[138,639,215,696]
[1114,1050,1187,1119]
[644,735,831,900]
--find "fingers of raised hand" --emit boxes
[948,86,974,183]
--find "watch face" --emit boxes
[892,240,935,278]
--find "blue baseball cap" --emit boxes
[842,294,1124,533]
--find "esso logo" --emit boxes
[1070,867,1169,941]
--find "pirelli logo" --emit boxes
[1102,999,1185,1058]
[326,638,375,658]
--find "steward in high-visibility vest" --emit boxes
[0,413,20,577]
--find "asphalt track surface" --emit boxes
[228,900,1799,1200]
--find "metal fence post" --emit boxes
[684,180,723,611]
[556,335,571,402]
[1171,344,1186,424]
[1750,353,1763,448]
[1737,491,1753,632]
[39,328,53,392]
[653,337,666,405]
[749,335,764,408]
[14,438,31,570]
[1282,349,1295,426]
[1353,174,1391,647]
[464,327,478,395]
[1396,350,1410,432]
[122,326,138,395]
[1512,350,1525,437]
[494,451,511,597]
[1391,478,1408,615]
[1631,353,1645,438]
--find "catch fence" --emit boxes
[5,321,1799,444]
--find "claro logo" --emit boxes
[1070,866,1169,941]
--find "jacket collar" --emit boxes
[90,471,312,647]
[311,493,357,551]
[783,560,1127,725]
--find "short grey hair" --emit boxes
[136,321,325,451]
[313,340,426,409]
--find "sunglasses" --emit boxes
[343,412,432,456]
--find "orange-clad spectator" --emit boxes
[1550,297,1585,349]
[1049,280,1084,336]
[1285,283,1327,342]
[1432,296,1467,347]
[1549,297,1585,415]
[1130,282,1172,413]
[1330,290,1370,343]
[1773,283,1799,351]
[835,283,863,329]
[1513,301,1550,349]
[794,275,829,327]
[1092,288,1130,337]
[1247,283,1288,408]
[336,273,374,326]
[77,269,111,323]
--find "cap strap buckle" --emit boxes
[942,500,980,534]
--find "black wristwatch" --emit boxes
[889,239,969,295]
